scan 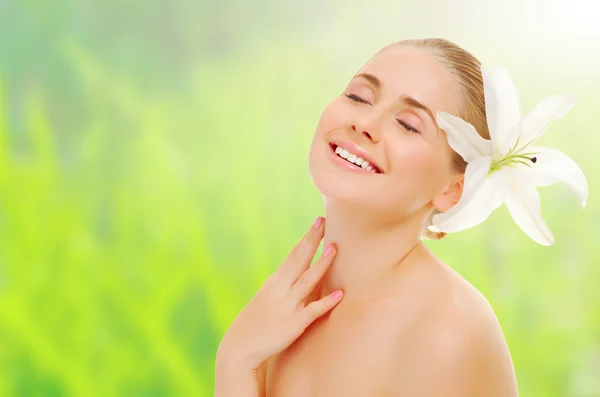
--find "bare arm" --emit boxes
[214,354,260,397]
[257,360,267,397]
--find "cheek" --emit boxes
[314,99,348,136]
[389,143,449,189]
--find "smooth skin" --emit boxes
[216,44,519,397]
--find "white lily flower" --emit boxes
[432,66,588,246]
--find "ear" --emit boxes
[432,173,464,213]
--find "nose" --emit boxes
[351,112,382,143]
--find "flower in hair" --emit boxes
[432,65,588,245]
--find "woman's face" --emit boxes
[308,45,463,220]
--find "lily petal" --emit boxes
[523,146,588,207]
[482,66,522,155]
[437,111,493,163]
[432,156,509,232]
[519,95,578,147]
[505,180,554,246]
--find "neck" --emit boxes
[312,200,432,305]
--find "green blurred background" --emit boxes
[0,0,598,395]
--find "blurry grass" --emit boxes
[0,37,598,397]
[0,43,217,395]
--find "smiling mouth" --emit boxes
[329,143,382,174]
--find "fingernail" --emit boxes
[323,244,333,257]
[331,290,343,300]
[313,216,323,229]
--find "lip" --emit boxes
[328,140,384,174]
[327,142,383,174]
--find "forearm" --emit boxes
[214,355,261,397]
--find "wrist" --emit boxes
[214,358,260,397]
[216,346,260,374]
[216,356,262,382]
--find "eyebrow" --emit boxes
[352,72,439,129]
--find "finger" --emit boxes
[277,216,325,285]
[279,216,321,263]
[287,243,336,304]
[297,289,344,329]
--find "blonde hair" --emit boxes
[379,38,491,240]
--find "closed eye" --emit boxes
[345,93,421,134]
[396,119,420,134]
[345,93,369,104]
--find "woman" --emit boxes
[214,38,586,396]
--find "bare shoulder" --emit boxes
[390,258,519,397]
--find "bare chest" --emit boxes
[265,305,401,397]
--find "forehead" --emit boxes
[356,45,460,116]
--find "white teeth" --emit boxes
[333,145,378,173]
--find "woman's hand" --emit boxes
[216,216,342,373]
